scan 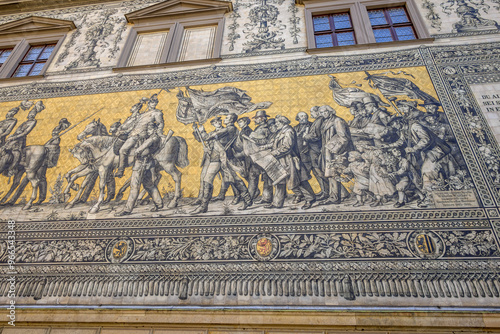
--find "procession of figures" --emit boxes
[0,71,472,218]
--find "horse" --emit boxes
[63,119,116,208]
[67,120,189,213]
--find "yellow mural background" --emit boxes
[0,66,438,201]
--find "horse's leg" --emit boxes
[162,162,182,209]
[23,170,40,210]
[115,177,131,202]
[34,166,48,204]
[79,172,98,203]
[65,169,95,209]
[64,164,86,184]
[104,173,116,203]
[0,171,24,204]
[89,166,108,214]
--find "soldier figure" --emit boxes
[4,101,45,176]
[116,94,163,178]
[192,114,253,214]
[0,107,19,147]
[115,122,163,216]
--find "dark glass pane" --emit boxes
[13,64,32,77]
[373,28,394,42]
[332,13,352,30]
[313,16,331,32]
[395,26,416,40]
[0,49,12,64]
[368,9,388,26]
[388,7,409,24]
[30,62,46,76]
[315,34,334,48]
[23,46,44,61]
[39,45,55,60]
[337,32,355,46]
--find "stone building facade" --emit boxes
[1,0,500,332]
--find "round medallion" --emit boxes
[407,230,444,259]
[256,237,273,257]
[105,237,134,263]
[443,66,457,75]
[249,234,279,261]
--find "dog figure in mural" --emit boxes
[66,119,189,214]
[0,118,71,210]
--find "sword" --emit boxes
[58,108,105,137]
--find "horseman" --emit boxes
[0,106,21,148]
[115,94,164,178]
[45,118,72,168]
[3,101,45,176]
[115,121,163,216]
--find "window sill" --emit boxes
[306,37,434,54]
[113,58,222,72]
[0,74,43,83]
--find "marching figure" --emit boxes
[191,114,253,214]
[264,115,316,210]
[319,105,353,205]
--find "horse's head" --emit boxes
[77,119,108,141]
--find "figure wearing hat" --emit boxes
[0,106,19,147]
[3,101,45,176]
[247,110,274,204]
[363,95,393,126]
[45,118,72,169]
[116,121,163,216]
[263,115,316,210]
[116,94,164,178]
[303,106,329,200]
[191,114,253,214]
[420,101,447,124]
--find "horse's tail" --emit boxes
[175,136,189,168]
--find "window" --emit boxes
[313,13,356,47]
[300,0,431,50]
[368,7,416,43]
[0,48,12,67]
[12,44,56,77]
[117,0,232,69]
[0,16,75,79]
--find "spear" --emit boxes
[58,107,105,137]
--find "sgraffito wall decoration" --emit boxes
[1,42,500,307]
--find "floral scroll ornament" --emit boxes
[421,0,442,31]
[441,0,499,33]
[242,0,286,53]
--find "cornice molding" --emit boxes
[0,15,75,36]
[125,0,232,23]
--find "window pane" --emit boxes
[0,49,12,64]
[313,16,331,32]
[30,62,46,76]
[337,32,356,46]
[127,31,169,66]
[395,26,416,40]
[39,45,55,60]
[368,9,388,26]
[373,28,394,42]
[388,7,409,24]
[23,46,44,61]
[12,64,32,77]
[315,34,334,48]
[178,26,217,61]
[332,13,352,30]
